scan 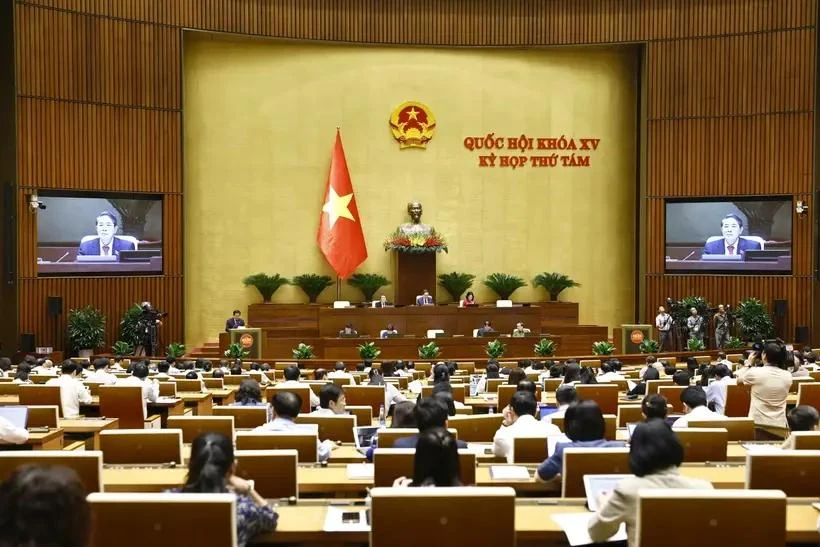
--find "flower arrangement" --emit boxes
[384,228,448,253]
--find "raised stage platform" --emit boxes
[197,302,609,360]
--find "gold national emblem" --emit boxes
[240,334,254,349]
[389,101,436,149]
[630,330,645,344]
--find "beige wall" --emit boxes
[183,34,637,346]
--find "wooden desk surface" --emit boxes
[26,428,64,450]
[101,463,749,494]
[179,444,366,465]
[58,417,119,433]
[250,500,820,545]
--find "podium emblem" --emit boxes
[389,101,436,149]
[240,333,254,349]
[630,330,645,344]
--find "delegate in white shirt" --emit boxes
[0,415,29,444]
[672,404,727,429]
[704,376,736,415]
[492,414,562,463]
[46,374,93,418]
[280,380,320,408]
[86,370,118,385]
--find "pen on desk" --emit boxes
[55,252,69,263]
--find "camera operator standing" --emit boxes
[713,305,730,349]
[137,302,166,357]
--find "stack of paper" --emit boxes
[551,512,627,546]
[489,466,531,480]
[346,464,374,480]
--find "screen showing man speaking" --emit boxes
[665,198,792,274]
[36,194,163,276]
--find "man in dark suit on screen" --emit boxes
[77,210,136,259]
[702,213,762,255]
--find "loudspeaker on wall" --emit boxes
[46,296,62,316]
[20,333,35,353]
[773,299,787,316]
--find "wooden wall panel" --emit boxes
[11,0,816,350]
[645,275,813,341]
[17,276,183,352]
[16,99,181,193]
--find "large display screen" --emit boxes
[37,193,163,276]
[665,198,792,274]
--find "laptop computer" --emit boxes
[353,425,381,455]
[0,406,28,429]
[583,474,633,511]
[539,406,559,420]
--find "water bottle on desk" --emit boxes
[378,404,386,427]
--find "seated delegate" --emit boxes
[338,323,358,337]
[701,213,762,255]
[254,391,336,462]
[415,289,434,306]
[380,323,398,338]
[460,291,478,307]
[392,427,462,487]
[76,210,136,259]
[536,400,625,482]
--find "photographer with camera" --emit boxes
[137,301,167,357]
[735,339,793,440]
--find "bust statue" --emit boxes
[398,201,433,236]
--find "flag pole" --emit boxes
[336,276,341,301]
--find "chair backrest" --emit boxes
[87,493,236,547]
[457,362,476,373]
[30,374,55,384]
[330,376,353,386]
[724,383,752,417]
[99,386,146,428]
[370,487,515,547]
[561,447,630,497]
[657,386,687,413]
[543,378,562,393]
[796,381,820,409]
[267,386,311,413]
[574,384,619,415]
[789,376,814,393]
[234,449,298,499]
[791,431,820,449]
[693,355,711,365]
[212,405,268,428]
[674,428,729,462]
[295,414,356,442]
[0,450,102,493]
[0,382,19,395]
[414,362,432,374]
[551,415,617,440]
[373,448,476,487]
[203,378,224,389]
[657,357,676,366]
[18,385,63,416]
[346,405,372,428]
[342,385,385,413]
[637,489,785,547]
[99,429,183,464]
[511,436,549,463]
[166,416,235,444]
[421,384,466,403]
[688,418,754,441]
[579,359,600,368]
[496,384,542,411]
[645,379,673,395]
[235,431,318,463]
[486,378,504,393]
[174,379,202,392]
[223,375,248,386]
[158,382,177,397]
[746,450,820,496]
[377,428,419,448]
[304,381,328,396]
[25,405,60,428]
[447,414,504,443]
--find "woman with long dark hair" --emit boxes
[393,427,462,487]
[179,432,277,546]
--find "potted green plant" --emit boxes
[437,272,475,303]
[357,341,382,361]
[532,272,581,301]
[418,341,442,359]
[119,304,145,348]
[533,338,557,357]
[735,298,774,342]
[639,339,660,354]
[686,338,706,352]
[483,273,526,301]
[724,336,746,349]
[670,296,710,327]
[292,343,316,360]
[67,306,106,359]
[242,273,290,303]
[348,273,391,302]
[485,339,507,359]
[111,341,134,356]
[224,343,249,359]
[292,274,334,304]
[166,342,186,358]
[591,341,616,356]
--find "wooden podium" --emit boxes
[394,252,437,306]
[613,324,653,354]
[229,328,262,359]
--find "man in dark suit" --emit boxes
[225,309,245,332]
[415,289,434,306]
[374,295,392,308]
[393,397,468,449]
[702,213,762,255]
[77,210,136,259]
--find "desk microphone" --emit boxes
[681,251,695,261]
[55,252,69,263]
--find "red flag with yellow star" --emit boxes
[317,129,368,278]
